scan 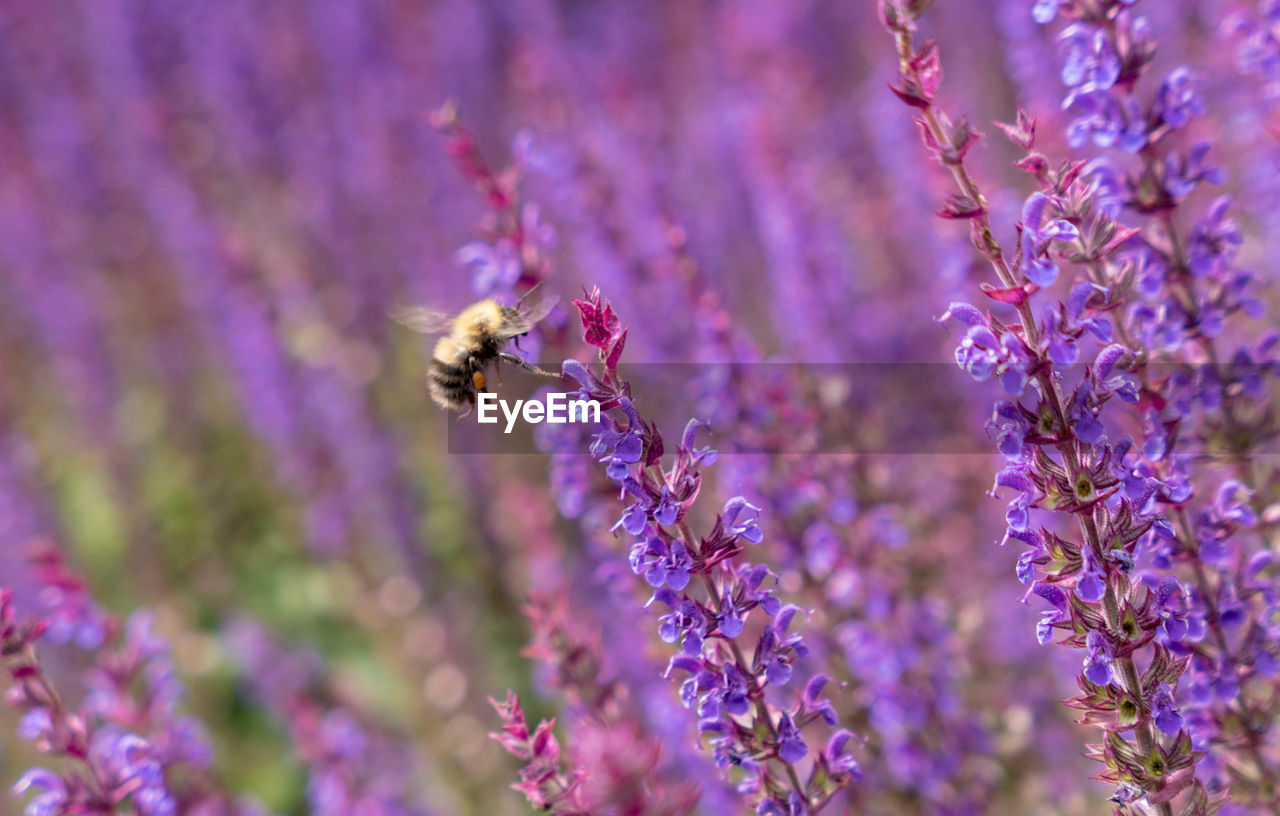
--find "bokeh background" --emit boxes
[0,1,1276,814]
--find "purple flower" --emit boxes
[1093,344,1139,403]
[648,588,709,656]
[1075,549,1106,604]
[823,730,862,779]
[90,728,175,816]
[1083,630,1113,686]
[11,769,66,816]
[1154,68,1205,130]
[718,588,749,639]
[1110,782,1144,804]
[1016,549,1039,585]
[1164,142,1223,198]
[1059,25,1121,92]
[1032,0,1063,24]
[756,606,808,687]
[653,486,679,526]
[1151,683,1184,735]
[955,324,1002,381]
[630,536,694,590]
[1025,254,1060,287]
[802,675,839,726]
[17,708,52,741]
[1065,91,1147,152]
[1154,577,1190,644]
[681,418,719,465]
[590,427,644,480]
[1030,583,1069,645]
[989,401,1031,459]
[1212,479,1257,527]
[990,467,1036,532]
[457,238,521,297]
[697,664,751,720]
[884,0,1258,803]
[1022,192,1080,248]
[613,500,649,536]
[1068,381,1104,443]
[775,712,807,764]
[722,497,764,544]
[1187,196,1242,278]
[737,563,783,618]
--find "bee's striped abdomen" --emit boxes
[428,357,476,412]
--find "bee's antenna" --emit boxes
[517,282,543,306]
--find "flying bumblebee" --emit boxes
[392,284,560,413]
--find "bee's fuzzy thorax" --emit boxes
[431,335,465,365]
[455,300,505,339]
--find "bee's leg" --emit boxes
[465,356,487,390]
[499,352,560,378]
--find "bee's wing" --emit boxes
[514,283,559,327]
[389,306,454,335]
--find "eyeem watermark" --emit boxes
[476,392,601,433]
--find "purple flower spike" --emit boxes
[881,2,1275,801]
[559,290,853,810]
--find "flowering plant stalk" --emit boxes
[3,589,173,816]
[554,288,859,815]
[510,596,701,815]
[484,476,700,815]
[432,103,556,303]
[3,547,264,816]
[656,223,1002,812]
[880,1,1240,811]
[434,111,732,810]
[489,691,594,815]
[1033,2,1280,805]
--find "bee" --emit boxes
[392,284,561,413]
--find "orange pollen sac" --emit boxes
[472,371,487,391]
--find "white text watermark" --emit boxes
[476,392,602,433]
